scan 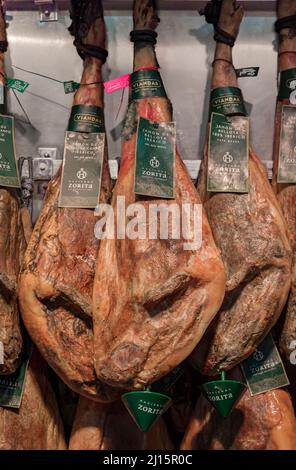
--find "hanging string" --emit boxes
[11,64,102,87]
[11,88,33,127]
[11,65,63,84]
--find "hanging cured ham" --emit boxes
[19,0,118,402]
[190,0,291,376]
[271,0,296,361]
[181,368,296,450]
[69,397,173,450]
[0,1,25,375]
[0,349,66,450]
[92,0,226,391]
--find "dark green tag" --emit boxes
[134,117,176,199]
[68,105,105,133]
[202,374,246,418]
[63,81,80,94]
[130,69,167,101]
[122,391,172,433]
[278,68,296,102]
[0,114,20,188]
[236,67,259,78]
[241,334,289,396]
[210,87,246,116]
[208,113,249,193]
[6,78,29,93]
[59,131,105,209]
[0,346,32,409]
[277,105,296,183]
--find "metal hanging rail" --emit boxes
[4,1,276,13]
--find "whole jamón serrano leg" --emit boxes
[272,1,296,361]
[180,368,296,450]
[19,1,119,402]
[69,397,174,450]
[0,349,66,450]
[190,0,292,375]
[92,0,226,390]
[0,1,24,374]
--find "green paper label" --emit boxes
[130,69,167,101]
[241,334,290,396]
[68,105,105,133]
[6,78,29,93]
[63,80,80,94]
[122,391,172,433]
[236,67,259,78]
[202,379,246,418]
[0,345,32,409]
[207,113,249,193]
[0,85,4,105]
[278,68,296,102]
[135,117,176,199]
[0,114,20,188]
[210,87,246,117]
[59,131,105,209]
[277,105,296,183]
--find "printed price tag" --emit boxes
[207,112,249,193]
[6,78,29,93]
[59,131,105,209]
[210,87,246,117]
[63,80,80,94]
[135,117,176,199]
[277,105,296,183]
[0,343,32,409]
[0,114,20,188]
[241,334,289,396]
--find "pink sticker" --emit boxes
[104,74,131,93]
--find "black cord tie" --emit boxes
[130,29,158,45]
[275,15,296,33]
[200,1,236,47]
[214,26,235,47]
[73,40,108,63]
[0,41,8,53]
[68,0,107,62]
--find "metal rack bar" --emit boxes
[5,1,276,12]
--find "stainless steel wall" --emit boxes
[6,9,277,168]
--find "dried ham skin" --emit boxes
[181,370,296,450]
[69,397,173,450]
[92,96,226,389]
[0,189,26,375]
[0,350,66,450]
